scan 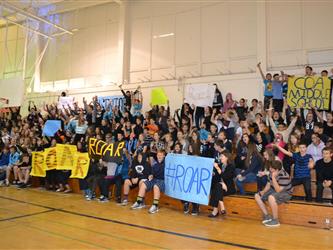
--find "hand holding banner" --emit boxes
[164,154,214,205]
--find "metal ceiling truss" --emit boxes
[0,0,73,39]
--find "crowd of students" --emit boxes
[0,65,332,228]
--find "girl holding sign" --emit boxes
[209,151,236,218]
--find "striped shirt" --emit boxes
[292,153,312,178]
[269,168,293,194]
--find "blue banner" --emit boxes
[43,120,61,137]
[98,95,125,112]
[165,154,214,205]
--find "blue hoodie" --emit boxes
[152,160,165,180]
[9,152,20,166]
[0,152,10,166]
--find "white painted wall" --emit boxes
[39,2,120,86]
[2,0,333,116]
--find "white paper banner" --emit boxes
[58,96,74,109]
[184,84,215,107]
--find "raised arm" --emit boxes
[268,112,278,135]
[257,62,266,81]
[281,99,288,121]
[286,116,298,136]
[313,107,324,123]
[275,144,293,157]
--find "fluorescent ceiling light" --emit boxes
[153,33,174,39]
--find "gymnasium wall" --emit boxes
[2,1,332,116]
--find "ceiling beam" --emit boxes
[2,0,73,35]
[0,17,52,39]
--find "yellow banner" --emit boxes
[70,153,90,179]
[30,152,46,177]
[43,147,57,171]
[151,88,168,106]
[31,145,90,179]
[287,76,331,110]
[56,144,77,170]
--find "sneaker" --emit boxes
[183,202,190,214]
[119,199,128,206]
[116,197,122,204]
[208,213,219,218]
[86,196,93,201]
[5,179,9,186]
[264,219,280,227]
[98,196,109,203]
[191,210,199,216]
[148,205,159,214]
[220,210,227,216]
[262,214,273,224]
[18,183,27,189]
[131,202,145,210]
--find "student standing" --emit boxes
[208,151,235,217]
[315,147,333,204]
[275,141,315,202]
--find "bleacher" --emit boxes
[30,176,333,229]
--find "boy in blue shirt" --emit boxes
[257,62,273,110]
[275,141,314,201]
[0,147,10,185]
[5,146,21,186]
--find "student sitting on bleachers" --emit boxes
[131,150,165,214]
[254,160,293,227]
[235,143,263,195]
[16,153,31,188]
[315,147,333,204]
[120,152,151,206]
[0,146,10,186]
[5,146,20,186]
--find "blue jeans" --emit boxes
[235,169,257,195]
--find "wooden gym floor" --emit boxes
[0,187,332,250]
